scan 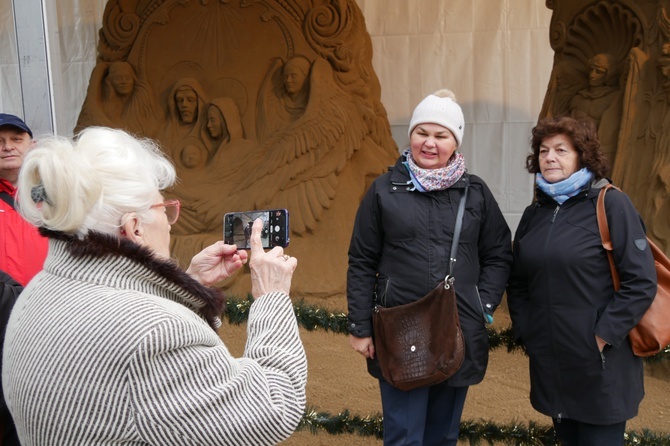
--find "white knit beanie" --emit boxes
[408,89,465,146]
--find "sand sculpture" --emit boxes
[541,0,670,253]
[75,0,398,299]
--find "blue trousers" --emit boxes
[379,379,468,446]
[552,418,626,446]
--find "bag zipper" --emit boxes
[375,278,390,308]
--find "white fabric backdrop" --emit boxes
[0,0,554,230]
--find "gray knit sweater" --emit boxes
[2,231,307,445]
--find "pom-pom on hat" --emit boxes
[408,89,464,146]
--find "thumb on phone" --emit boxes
[249,218,264,257]
[248,218,296,298]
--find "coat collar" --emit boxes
[39,229,225,330]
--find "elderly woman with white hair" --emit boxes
[2,127,306,445]
[347,89,512,445]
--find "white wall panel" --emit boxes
[0,0,21,115]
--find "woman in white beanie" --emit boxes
[347,89,512,445]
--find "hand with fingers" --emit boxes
[349,335,375,359]
[248,218,297,298]
[186,241,248,287]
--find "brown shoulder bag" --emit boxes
[372,186,467,391]
[596,184,670,357]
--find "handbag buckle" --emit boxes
[444,275,455,289]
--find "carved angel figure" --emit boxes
[217,56,376,234]
[255,56,312,143]
[75,61,159,136]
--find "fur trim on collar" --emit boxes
[39,228,225,330]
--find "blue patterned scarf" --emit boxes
[402,149,466,192]
[536,167,593,204]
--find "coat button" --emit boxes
[392,186,397,191]
[411,345,416,352]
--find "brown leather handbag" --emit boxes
[597,184,670,356]
[372,186,467,391]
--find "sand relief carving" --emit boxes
[543,1,642,168]
[568,53,623,161]
[542,0,670,255]
[647,9,670,251]
[161,78,212,161]
[569,54,620,123]
[170,98,255,237]
[76,61,159,137]
[75,0,398,298]
[256,56,311,142]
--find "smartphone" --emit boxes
[223,209,290,249]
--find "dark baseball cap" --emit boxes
[0,114,33,138]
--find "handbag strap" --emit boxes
[446,184,469,285]
[0,191,14,209]
[596,184,621,291]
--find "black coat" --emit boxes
[347,157,512,386]
[507,179,657,424]
[0,270,22,446]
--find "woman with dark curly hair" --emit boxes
[507,115,657,446]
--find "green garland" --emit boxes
[298,410,670,445]
[300,408,383,439]
[223,296,670,362]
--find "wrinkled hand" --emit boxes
[186,241,248,287]
[249,218,297,298]
[349,335,375,360]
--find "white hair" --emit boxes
[17,127,176,238]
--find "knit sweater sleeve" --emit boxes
[129,291,307,446]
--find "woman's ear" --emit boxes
[120,213,144,245]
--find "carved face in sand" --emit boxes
[180,144,206,169]
[108,62,135,97]
[175,87,198,124]
[588,54,614,87]
[206,105,229,140]
[283,58,310,96]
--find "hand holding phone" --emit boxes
[248,219,296,298]
[223,209,290,249]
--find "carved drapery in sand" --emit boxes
[75,0,398,298]
[541,0,670,253]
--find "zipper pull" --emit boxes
[551,205,560,223]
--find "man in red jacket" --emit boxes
[0,114,48,286]
[0,113,47,446]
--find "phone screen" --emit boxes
[223,209,289,249]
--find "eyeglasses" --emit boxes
[150,199,181,225]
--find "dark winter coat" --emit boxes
[0,270,22,446]
[347,156,512,387]
[507,179,657,424]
